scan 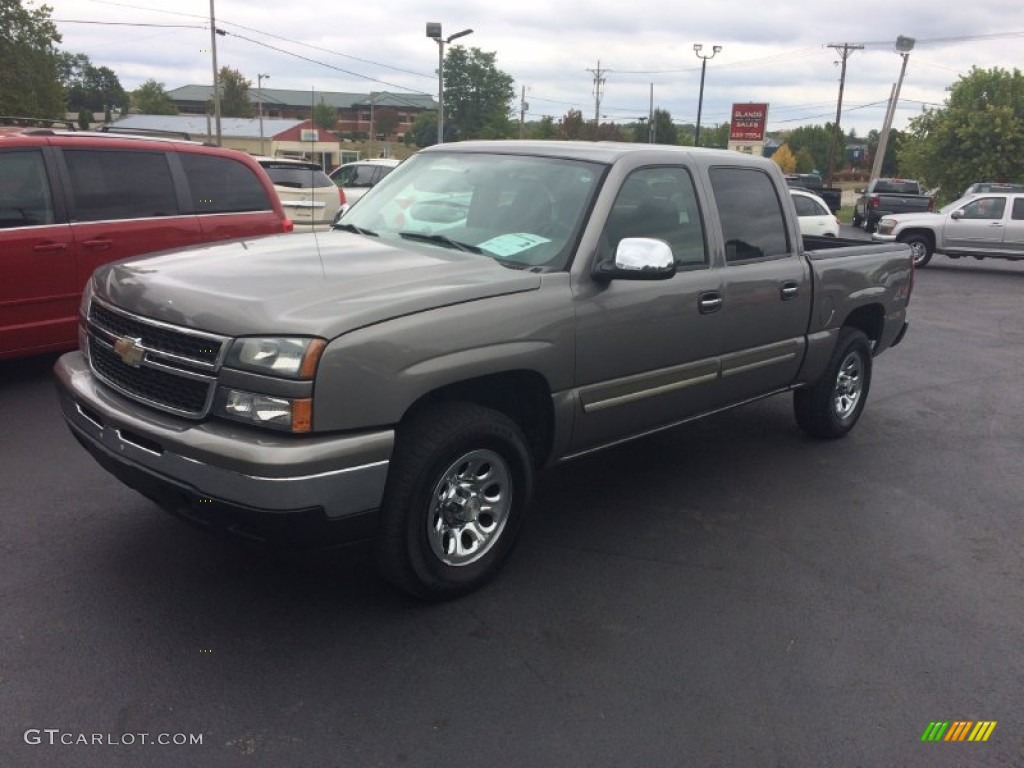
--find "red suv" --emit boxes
[0,128,293,360]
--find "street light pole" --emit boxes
[426,23,473,145]
[693,44,721,146]
[257,73,269,156]
[869,35,915,185]
[208,0,222,145]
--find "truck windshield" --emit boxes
[337,152,605,270]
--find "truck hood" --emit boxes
[91,232,542,338]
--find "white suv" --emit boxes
[330,158,401,215]
[256,157,342,230]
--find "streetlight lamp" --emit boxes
[869,35,915,185]
[257,73,269,156]
[693,43,721,146]
[426,22,473,145]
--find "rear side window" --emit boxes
[333,164,377,188]
[0,149,55,228]
[64,149,179,222]
[180,153,273,213]
[261,163,333,189]
[709,167,790,263]
[792,194,826,217]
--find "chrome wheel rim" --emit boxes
[833,351,864,420]
[427,449,511,566]
[908,241,928,266]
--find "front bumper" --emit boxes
[55,351,393,544]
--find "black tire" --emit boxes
[794,328,873,439]
[863,216,876,234]
[376,402,533,600]
[900,233,933,268]
[852,211,863,228]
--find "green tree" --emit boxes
[131,79,177,115]
[899,67,1024,201]
[405,111,438,148]
[651,109,679,145]
[58,52,126,118]
[786,124,841,175]
[529,115,558,140]
[442,46,515,140]
[312,98,336,131]
[795,147,816,173]
[701,122,730,149]
[0,0,64,118]
[218,67,254,118]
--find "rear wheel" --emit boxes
[900,233,933,268]
[852,210,863,228]
[794,328,873,439]
[376,402,533,600]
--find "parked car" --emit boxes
[853,178,934,233]
[790,188,840,237]
[784,173,841,213]
[56,141,913,600]
[872,192,1024,267]
[255,157,341,230]
[329,158,401,215]
[0,127,292,360]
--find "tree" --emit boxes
[899,67,1024,202]
[312,98,336,131]
[772,144,797,173]
[559,109,586,140]
[0,0,64,118]
[131,79,177,115]
[375,108,399,140]
[58,52,127,119]
[218,67,254,118]
[651,109,679,145]
[442,46,515,140]
[700,122,730,149]
[786,124,840,175]
[405,111,438,148]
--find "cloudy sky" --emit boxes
[47,0,1024,136]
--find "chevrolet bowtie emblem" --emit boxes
[113,336,145,367]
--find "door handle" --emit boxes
[780,282,800,301]
[33,242,69,253]
[698,292,723,314]
[81,238,113,249]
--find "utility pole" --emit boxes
[824,42,863,184]
[519,85,528,139]
[209,0,222,145]
[586,61,609,130]
[649,83,655,143]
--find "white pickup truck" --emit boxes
[872,191,1024,267]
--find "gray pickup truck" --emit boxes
[55,141,913,599]
[853,178,934,233]
[872,191,1024,267]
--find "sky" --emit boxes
[46,0,1024,137]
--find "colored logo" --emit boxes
[921,721,996,742]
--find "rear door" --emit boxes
[706,165,811,406]
[178,152,287,239]
[60,146,202,280]
[1003,196,1024,255]
[0,146,76,358]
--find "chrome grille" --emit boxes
[86,299,228,418]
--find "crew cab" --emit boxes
[853,178,933,233]
[872,191,1024,267]
[55,141,913,600]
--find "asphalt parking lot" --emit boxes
[2,247,1023,767]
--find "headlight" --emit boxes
[215,389,313,433]
[876,219,896,235]
[225,337,326,379]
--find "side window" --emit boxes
[604,166,707,268]
[0,149,55,228]
[709,167,790,263]
[792,195,821,217]
[179,153,272,213]
[1012,198,1024,221]
[64,149,179,221]
[962,197,1005,220]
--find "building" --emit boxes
[166,86,437,142]
[109,114,361,170]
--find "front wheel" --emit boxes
[794,328,873,439]
[852,211,863,228]
[376,402,533,600]
[900,233,933,268]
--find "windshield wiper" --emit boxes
[398,231,482,254]
[333,222,378,236]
